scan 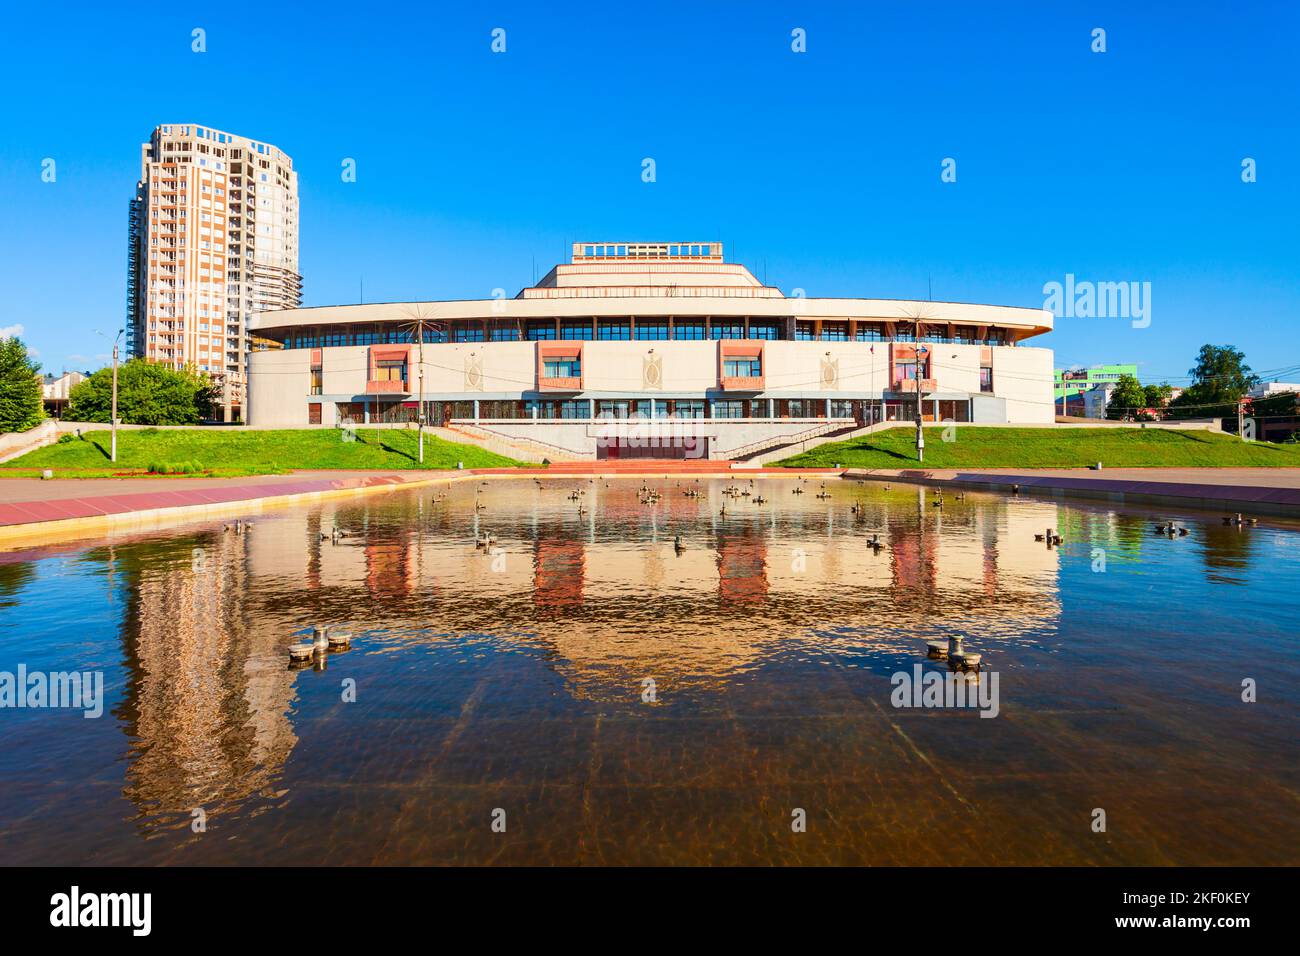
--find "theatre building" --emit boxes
[247,242,1054,459]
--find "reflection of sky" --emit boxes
[0,478,1296,865]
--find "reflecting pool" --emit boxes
[1,476,1296,865]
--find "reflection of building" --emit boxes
[716,531,768,604]
[248,242,1055,454]
[111,534,298,823]
[228,481,1063,700]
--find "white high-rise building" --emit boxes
[127,124,300,420]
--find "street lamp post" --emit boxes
[111,338,119,463]
[417,322,426,464]
[96,329,124,462]
[915,318,928,462]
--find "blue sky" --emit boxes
[1,0,1296,385]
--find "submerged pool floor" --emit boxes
[0,476,1296,865]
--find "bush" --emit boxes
[146,460,205,475]
[57,433,73,444]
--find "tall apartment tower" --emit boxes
[127,124,300,421]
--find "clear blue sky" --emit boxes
[1,0,1296,385]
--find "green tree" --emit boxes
[1105,373,1149,420]
[1143,382,1174,409]
[1169,344,1258,418]
[0,336,45,433]
[67,359,219,425]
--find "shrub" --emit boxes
[57,433,73,444]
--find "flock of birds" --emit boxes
[307,476,1266,559]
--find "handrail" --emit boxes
[727,420,854,460]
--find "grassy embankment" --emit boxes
[777,426,1300,469]
[0,428,525,478]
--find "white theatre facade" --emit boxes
[246,242,1054,459]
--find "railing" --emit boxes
[365,380,408,394]
[719,375,764,391]
[726,419,856,461]
[538,375,583,392]
[892,378,937,393]
[447,422,582,460]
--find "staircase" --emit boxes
[738,420,901,465]
[728,420,862,463]
[438,423,585,463]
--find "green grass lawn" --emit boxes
[777,425,1300,469]
[0,428,525,478]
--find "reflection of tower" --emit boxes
[716,529,768,604]
[981,508,1000,597]
[365,531,415,596]
[534,536,585,610]
[109,533,298,826]
[890,516,937,598]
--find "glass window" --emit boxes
[795,322,816,341]
[526,320,556,340]
[980,367,993,392]
[490,324,519,341]
[597,320,631,340]
[543,359,581,378]
[673,320,705,340]
[710,322,745,340]
[596,399,633,418]
[673,400,705,419]
[748,321,780,340]
[635,320,668,340]
[855,324,883,342]
[710,400,746,419]
[453,325,484,342]
[723,357,762,377]
[373,359,406,382]
[561,320,593,340]
[820,322,849,341]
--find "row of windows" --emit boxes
[339,398,976,426]
[279,321,1011,350]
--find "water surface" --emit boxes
[1,476,1296,865]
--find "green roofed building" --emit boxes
[1054,363,1137,415]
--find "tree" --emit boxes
[1143,382,1174,409]
[1168,344,1258,418]
[1105,374,1148,420]
[67,359,219,425]
[0,336,45,433]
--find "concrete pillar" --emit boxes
[588,398,596,419]
[825,398,832,418]
[473,399,480,422]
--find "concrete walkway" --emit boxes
[843,467,1300,517]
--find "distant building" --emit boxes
[41,371,86,418]
[127,123,301,422]
[1054,364,1137,415]
[1247,381,1300,399]
[1082,383,1116,419]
